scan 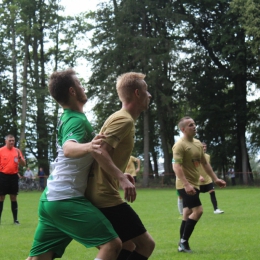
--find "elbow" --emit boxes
[63,150,71,158]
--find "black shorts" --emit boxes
[0,172,19,196]
[178,188,201,209]
[199,182,214,193]
[99,202,147,242]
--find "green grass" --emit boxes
[0,187,259,259]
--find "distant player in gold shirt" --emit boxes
[199,142,224,214]
[126,155,141,183]
[85,72,155,260]
[172,116,226,253]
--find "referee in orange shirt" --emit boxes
[0,134,26,224]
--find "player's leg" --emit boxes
[208,187,224,214]
[96,238,122,260]
[27,251,54,260]
[178,188,202,253]
[28,201,72,259]
[50,197,121,260]
[0,195,5,224]
[127,232,155,259]
[99,203,155,260]
[176,190,183,215]
[0,173,8,223]
[9,174,20,224]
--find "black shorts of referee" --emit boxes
[0,172,19,195]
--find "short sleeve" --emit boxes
[61,117,90,145]
[103,117,134,149]
[172,143,184,164]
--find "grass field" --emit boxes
[0,187,259,260]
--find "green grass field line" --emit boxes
[0,188,259,259]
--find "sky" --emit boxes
[61,0,102,15]
[60,0,105,117]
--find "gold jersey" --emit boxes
[172,137,204,189]
[85,109,135,208]
[198,153,212,185]
[126,156,138,177]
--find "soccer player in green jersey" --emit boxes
[27,69,121,260]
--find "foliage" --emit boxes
[0,0,92,173]
[1,0,260,179]
[171,0,259,176]
[230,0,260,56]
[86,0,186,180]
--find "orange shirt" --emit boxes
[0,146,24,174]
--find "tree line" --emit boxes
[0,0,259,186]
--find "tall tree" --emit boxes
[173,0,258,183]
[87,0,183,185]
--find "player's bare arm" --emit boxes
[201,158,226,188]
[173,163,196,195]
[92,141,136,203]
[63,134,106,158]
[136,159,141,173]
[16,148,26,167]
[124,173,135,185]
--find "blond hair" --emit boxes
[116,72,146,103]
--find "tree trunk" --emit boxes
[142,110,149,187]
[234,76,249,184]
[11,16,18,138]
[19,35,29,154]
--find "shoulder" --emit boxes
[173,138,188,148]
[205,153,210,159]
[193,138,202,145]
[104,110,134,130]
[0,146,7,151]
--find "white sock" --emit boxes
[178,198,183,215]
[94,258,102,260]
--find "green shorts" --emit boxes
[29,197,118,258]
[176,190,180,196]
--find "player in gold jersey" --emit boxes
[85,72,155,260]
[172,117,226,253]
[199,142,224,214]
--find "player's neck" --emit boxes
[183,135,194,142]
[121,103,140,121]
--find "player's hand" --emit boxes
[199,176,205,182]
[184,183,196,195]
[119,176,136,203]
[124,173,135,185]
[91,134,106,154]
[215,178,226,188]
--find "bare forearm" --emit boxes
[19,158,26,167]
[202,163,218,182]
[63,141,92,158]
[92,150,125,182]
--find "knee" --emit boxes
[10,195,17,201]
[115,238,122,252]
[136,233,155,254]
[122,240,136,251]
[148,236,155,253]
[197,208,203,218]
[109,237,122,254]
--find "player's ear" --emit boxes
[69,87,76,96]
[134,88,140,97]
